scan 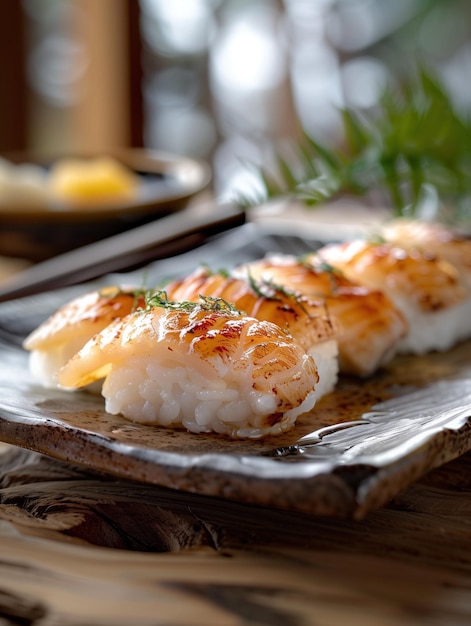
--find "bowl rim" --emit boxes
[0,148,212,223]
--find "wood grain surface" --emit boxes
[0,442,470,625]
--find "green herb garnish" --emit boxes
[247,272,301,302]
[198,264,230,278]
[144,290,241,314]
[246,272,312,313]
[98,286,147,312]
[239,67,471,225]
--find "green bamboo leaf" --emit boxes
[297,174,340,201]
[242,65,471,224]
[341,109,373,154]
[258,168,284,198]
[276,154,299,190]
[302,131,340,170]
[297,142,321,179]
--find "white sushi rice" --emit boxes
[29,337,89,389]
[395,296,471,355]
[102,354,317,439]
[308,339,338,399]
[29,349,66,389]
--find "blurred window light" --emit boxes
[284,0,336,25]
[146,108,217,157]
[341,57,388,109]
[291,49,343,139]
[211,5,286,92]
[326,0,423,52]
[213,135,267,200]
[145,68,200,109]
[291,38,342,105]
[418,3,468,58]
[27,34,85,107]
[23,0,85,108]
[325,0,376,52]
[440,43,471,110]
[22,0,68,26]
[140,0,215,56]
[286,2,343,140]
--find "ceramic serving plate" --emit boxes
[0,225,470,519]
[0,149,211,261]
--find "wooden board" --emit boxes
[1,325,471,519]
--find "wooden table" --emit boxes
[0,442,469,625]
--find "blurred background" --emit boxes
[1,0,471,201]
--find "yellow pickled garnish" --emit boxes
[48,156,139,206]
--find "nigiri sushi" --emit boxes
[163,267,339,398]
[312,239,471,355]
[380,218,471,286]
[23,286,145,388]
[57,295,319,439]
[235,255,408,377]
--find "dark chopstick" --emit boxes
[0,201,245,302]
